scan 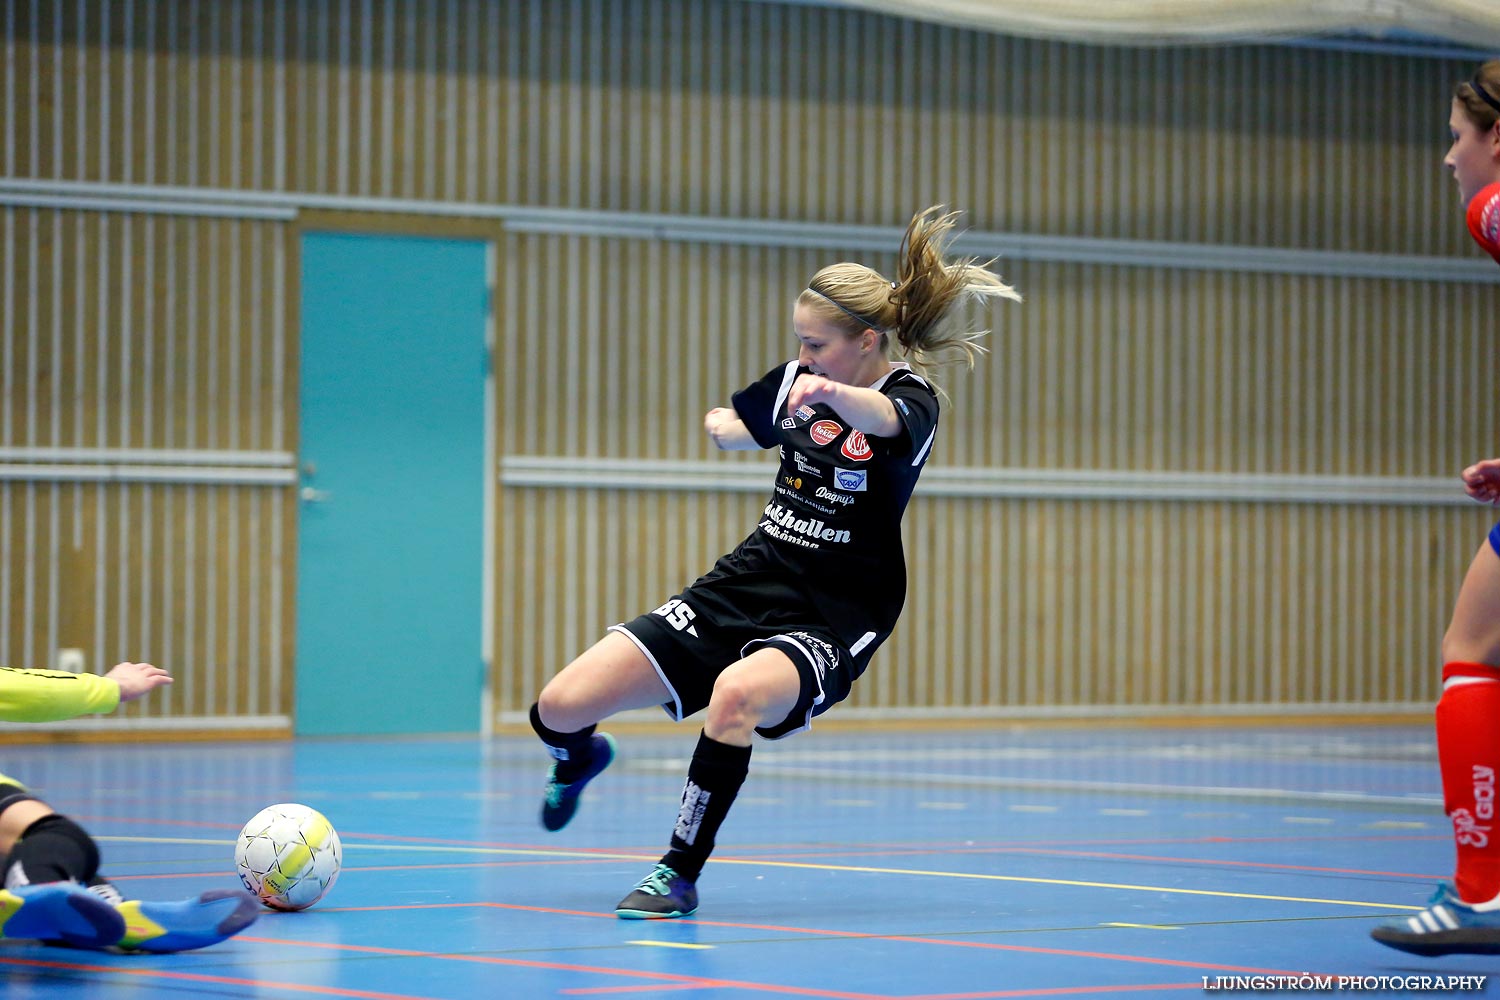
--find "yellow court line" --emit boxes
[627,940,714,950]
[705,858,1425,912]
[97,836,1424,912]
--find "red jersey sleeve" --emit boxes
[1465,182,1500,266]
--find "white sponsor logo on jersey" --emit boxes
[760,502,852,546]
[814,486,854,505]
[841,430,872,462]
[833,468,867,491]
[810,419,843,446]
[792,451,824,478]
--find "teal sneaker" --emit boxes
[615,863,698,919]
[89,882,260,953]
[541,732,616,832]
[1372,883,1500,956]
[0,882,125,948]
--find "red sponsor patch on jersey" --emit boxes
[809,420,843,446]
[1467,182,1500,265]
[840,430,872,462]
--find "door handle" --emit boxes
[300,486,332,504]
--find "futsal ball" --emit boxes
[234,803,342,911]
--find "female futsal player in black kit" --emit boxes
[527,205,1022,918]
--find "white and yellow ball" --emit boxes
[234,803,342,911]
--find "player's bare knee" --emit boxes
[705,674,763,737]
[536,685,591,734]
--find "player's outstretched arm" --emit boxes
[0,661,173,722]
[785,375,900,437]
[704,407,759,451]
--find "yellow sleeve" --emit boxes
[0,666,121,722]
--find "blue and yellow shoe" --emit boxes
[89,882,260,953]
[0,882,125,948]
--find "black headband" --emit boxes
[1472,74,1500,116]
[806,283,884,331]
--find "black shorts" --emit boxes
[611,578,878,740]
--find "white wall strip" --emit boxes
[0,465,295,485]
[2,178,1496,283]
[0,714,290,733]
[0,190,294,220]
[0,447,294,466]
[499,455,1477,506]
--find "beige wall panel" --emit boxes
[0,2,1479,253]
[1,208,288,451]
[491,228,1497,717]
[1,203,293,730]
[494,485,1495,715]
[494,233,1496,480]
[0,482,293,723]
[4,3,1497,728]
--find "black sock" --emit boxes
[0,782,35,816]
[3,814,100,887]
[662,730,751,882]
[529,703,598,783]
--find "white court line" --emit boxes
[92,836,1424,911]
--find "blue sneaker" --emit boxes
[0,882,125,948]
[615,863,698,919]
[94,883,260,953]
[541,732,616,832]
[1372,883,1500,956]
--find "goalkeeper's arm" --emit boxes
[0,662,172,723]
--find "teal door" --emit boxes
[296,232,489,736]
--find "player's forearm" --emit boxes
[705,408,761,450]
[0,666,120,722]
[824,385,900,437]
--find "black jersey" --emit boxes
[714,360,941,652]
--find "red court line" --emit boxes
[82,811,1442,852]
[756,845,1440,879]
[564,985,712,995]
[110,858,625,882]
[245,902,1315,977]
[0,956,438,1000]
[737,833,1448,858]
[233,927,1300,1000]
[901,984,1203,999]
[75,814,243,830]
[970,847,1436,879]
[233,936,889,1000]
[563,985,1203,999]
[78,814,650,854]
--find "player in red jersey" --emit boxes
[1373,59,1500,957]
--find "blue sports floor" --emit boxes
[0,722,1493,998]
